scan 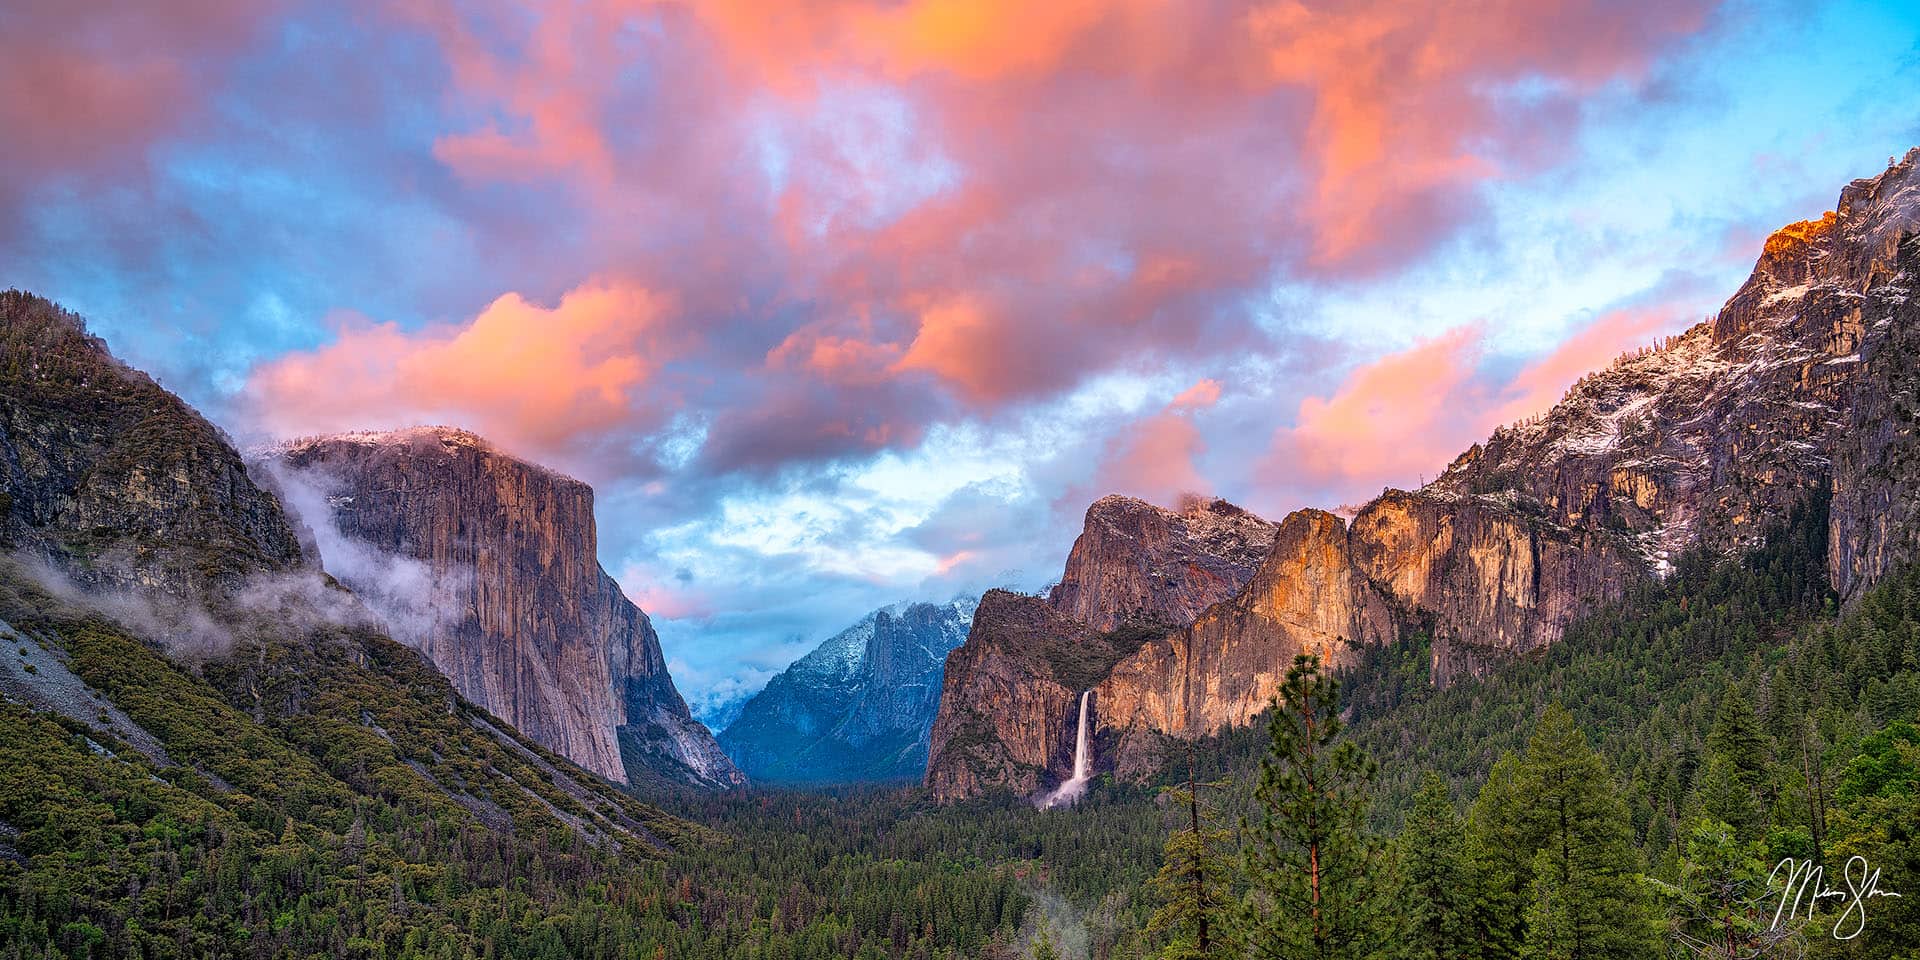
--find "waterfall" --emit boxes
[1040,690,1093,809]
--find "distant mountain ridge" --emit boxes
[927,147,1920,801]
[720,597,975,783]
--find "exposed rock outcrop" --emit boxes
[1093,509,1395,773]
[0,291,305,597]
[926,590,1104,801]
[926,497,1277,799]
[927,148,1920,801]
[270,428,743,789]
[719,598,973,783]
[1050,495,1278,631]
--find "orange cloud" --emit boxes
[247,283,677,465]
[1282,326,1486,489]
[1095,378,1226,507]
[1270,303,1691,500]
[890,295,1034,403]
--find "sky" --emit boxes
[7,0,1919,718]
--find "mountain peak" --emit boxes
[1053,492,1276,632]
[270,426,574,482]
[719,596,976,784]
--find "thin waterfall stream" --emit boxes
[1039,690,1092,809]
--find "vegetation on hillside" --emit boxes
[4,483,1918,957]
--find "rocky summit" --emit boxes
[1049,495,1278,632]
[719,597,975,783]
[268,428,744,790]
[926,495,1278,800]
[927,147,1920,802]
[0,291,305,600]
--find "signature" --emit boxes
[1769,856,1904,940]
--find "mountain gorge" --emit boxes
[267,429,743,790]
[720,598,974,783]
[927,147,1920,802]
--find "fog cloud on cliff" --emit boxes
[260,461,471,649]
[7,550,394,663]
[11,553,239,661]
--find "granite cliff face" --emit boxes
[925,590,1107,801]
[270,429,743,789]
[0,291,305,598]
[0,294,697,852]
[719,598,973,783]
[928,148,1920,801]
[1425,157,1916,592]
[1050,495,1277,631]
[926,497,1278,799]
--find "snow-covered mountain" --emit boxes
[718,598,975,783]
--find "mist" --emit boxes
[259,459,470,649]
[6,550,395,663]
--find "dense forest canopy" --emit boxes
[4,486,1917,958]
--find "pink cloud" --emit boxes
[247,282,679,469]
[1269,303,1687,502]
[347,0,1717,447]
[1094,378,1226,508]
[0,1,283,226]
[1171,378,1223,410]
[226,0,1720,484]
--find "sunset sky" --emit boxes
[8,0,1920,714]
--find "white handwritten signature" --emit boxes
[1769,856,1904,940]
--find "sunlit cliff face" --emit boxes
[6,0,1920,704]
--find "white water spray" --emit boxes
[1040,690,1093,809]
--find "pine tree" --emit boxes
[1147,772,1233,959]
[1030,927,1062,960]
[1656,819,1806,959]
[1235,653,1394,960]
[1689,756,1760,839]
[1706,687,1768,790]
[1465,751,1531,960]
[1401,772,1474,960]
[1517,705,1659,960]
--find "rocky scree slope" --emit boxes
[927,148,1920,801]
[268,428,744,790]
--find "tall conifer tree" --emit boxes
[1518,705,1659,960]
[1236,653,1395,960]
[1402,772,1475,960]
[1466,751,1531,960]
